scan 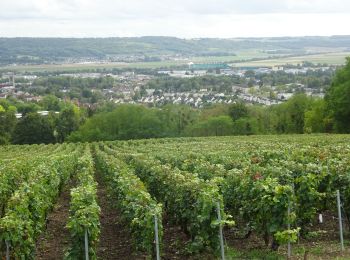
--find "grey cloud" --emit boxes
[180,0,350,15]
[0,0,350,39]
[1,0,350,22]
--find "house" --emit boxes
[272,66,284,71]
[277,93,294,100]
[146,89,155,96]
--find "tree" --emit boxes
[304,99,327,133]
[17,103,41,115]
[12,113,55,144]
[0,100,10,110]
[41,95,62,111]
[233,117,258,135]
[0,111,16,144]
[229,102,248,121]
[161,105,198,136]
[325,58,350,133]
[68,105,166,142]
[206,116,233,136]
[186,116,233,137]
[284,94,310,133]
[245,70,255,78]
[8,106,17,113]
[199,104,229,121]
[268,94,312,134]
[133,90,141,101]
[248,105,278,134]
[56,106,81,142]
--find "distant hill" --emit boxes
[1,36,350,65]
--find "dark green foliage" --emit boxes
[229,102,249,121]
[256,69,334,89]
[68,105,167,142]
[186,115,233,136]
[17,103,41,115]
[12,113,55,144]
[233,117,259,135]
[67,95,334,142]
[276,94,311,134]
[325,58,350,132]
[0,111,16,144]
[41,95,63,111]
[161,105,199,136]
[56,106,81,142]
[304,99,328,133]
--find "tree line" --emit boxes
[2,36,350,65]
[64,94,326,142]
[0,96,83,145]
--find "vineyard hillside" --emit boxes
[1,134,350,259]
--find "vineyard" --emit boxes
[1,134,350,259]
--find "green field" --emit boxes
[0,50,275,72]
[1,51,348,73]
[232,51,350,67]
[1,50,348,73]
[2,36,350,73]
[2,50,337,73]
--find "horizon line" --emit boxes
[0,34,350,40]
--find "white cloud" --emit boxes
[0,0,349,37]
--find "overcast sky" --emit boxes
[0,0,349,38]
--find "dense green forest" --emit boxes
[65,95,320,142]
[1,36,350,64]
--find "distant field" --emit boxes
[0,60,200,73]
[191,50,275,62]
[1,51,349,73]
[1,36,350,72]
[0,50,284,72]
[232,51,350,67]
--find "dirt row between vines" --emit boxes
[33,167,206,259]
[95,172,146,260]
[95,171,197,260]
[35,180,73,259]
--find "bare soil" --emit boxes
[161,214,217,260]
[95,173,145,260]
[35,181,73,259]
[162,216,191,260]
[95,172,213,259]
